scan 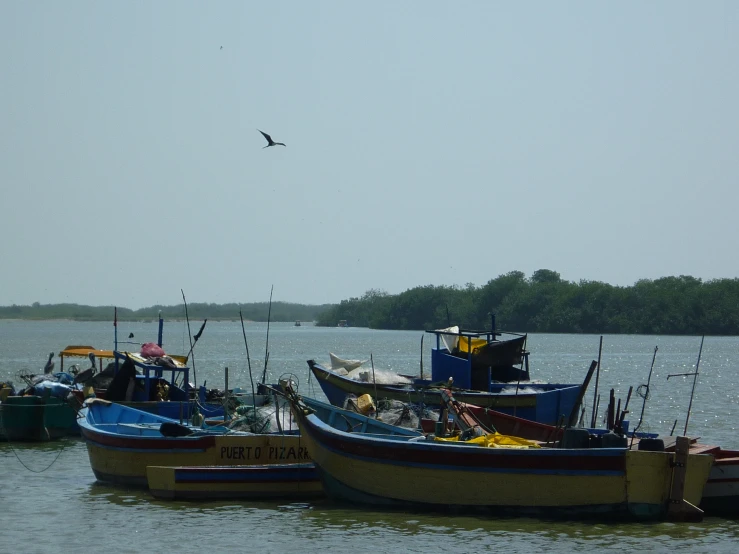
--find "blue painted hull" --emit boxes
[309,360,581,425]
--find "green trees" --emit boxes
[0,301,332,323]
[316,270,739,335]
[5,271,739,335]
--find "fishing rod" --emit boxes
[260,285,274,385]
[239,309,257,414]
[630,346,658,449]
[181,289,196,389]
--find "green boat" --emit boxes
[0,394,79,441]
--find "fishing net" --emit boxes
[229,405,271,433]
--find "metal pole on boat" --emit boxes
[371,354,379,419]
[239,309,257,414]
[224,367,229,421]
[682,335,705,436]
[181,289,197,389]
[629,346,658,448]
[157,312,163,347]
[419,334,424,380]
[260,285,274,385]
[590,336,603,428]
[489,313,497,341]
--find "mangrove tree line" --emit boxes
[315,270,739,335]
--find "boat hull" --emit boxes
[293,404,713,521]
[147,463,322,500]
[699,448,739,516]
[0,396,78,441]
[79,401,311,487]
[309,360,581,425]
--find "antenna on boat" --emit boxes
[260,285,274,385]
[667,336,705,437]
[240,308,257,414]
[181,289,197,389]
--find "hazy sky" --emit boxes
[1,2,737,309]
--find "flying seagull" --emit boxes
[258,129,286,148]
[220,46,223,50]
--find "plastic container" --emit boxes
[356,394,376,415]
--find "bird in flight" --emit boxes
[220,46,223,50]
[258,129,286,148]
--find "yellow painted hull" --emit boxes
[296,409,713,519]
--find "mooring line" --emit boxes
[0,410,70,473]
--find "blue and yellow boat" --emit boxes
[79,399,309,487]
[309,360,582,425]
[285,386,714,521]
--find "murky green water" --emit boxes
[1,321,738,552]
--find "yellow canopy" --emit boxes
[59,346,116,359]
[58,346,188,367]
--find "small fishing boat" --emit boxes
[145,393,418,500]
[284,384,714,522]
[1,369,85,441]
[309,360,583,426]
[0,394,78,441]
[78,399,309,487]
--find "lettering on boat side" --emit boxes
[219,446,310,461]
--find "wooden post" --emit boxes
[566,360,598,428]
[607,389,615,430]
[667,435,704,522]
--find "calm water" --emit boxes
[1,320,738,553]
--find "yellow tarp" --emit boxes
[435,432,541,449]
[457,337,487,353]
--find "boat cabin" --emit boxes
[427,326,530,389]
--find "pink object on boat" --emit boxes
[140,343,165,358]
